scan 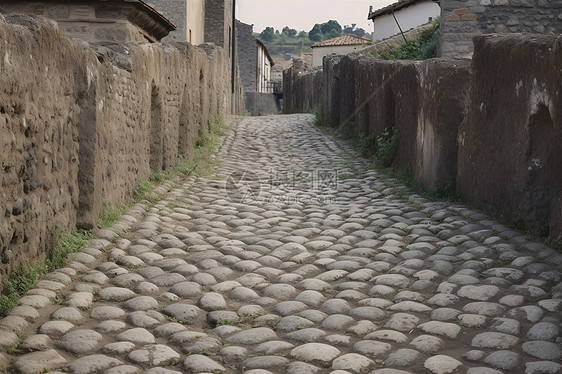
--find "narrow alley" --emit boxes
[1,114,560,374]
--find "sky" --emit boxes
[236,0,397,33]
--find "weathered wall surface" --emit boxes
[245,93,279,116]
[458,34,562,241]
[284,55,470,190]
[0,14,243,287]
[150,0,186,42]
[439,0,562,58]
[237,21,257,92]
[284,33,562,241]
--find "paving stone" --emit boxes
[482,350,520,370]
[102,341,136,355]
[418,321,462,338]
[522,341,561,360]
[13,349,68,374]
[507,305,544,322]
[352,340,392,357]
[220,346,248,361]
[466,367,504,374]
[68,354,123,374]
[243,356,290,370]
[183,354,225,373]
[161,303,202,322]
[410,335,444,353]
[463,302,505,316]
[385,348,420,367]
[286,328,326,343]
[0,329,20,348]
[424,355,463,374]
[384,312,419,332]
[128,344,181,366]
[331,353,375,372]
[226,327,277,344]
[526,322,559,341]
[197,292,227,311]
[365,329,408,343]
[115,328,156,345]
[58,329,103,354]
[472,332,519,349]
[287,361,321,374]
[524,361,562,374]
[98,287,136,301]
[253,340,295,354]
[39,320,75,338]
[290,342,341,364]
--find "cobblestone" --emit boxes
[1,114,560,373]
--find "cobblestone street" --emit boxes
[1,114,560,374]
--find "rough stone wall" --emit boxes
[0,14,85,280]
[285,33,562,241]
[458,34,562,241]
[237,21,257,92]
[150,0,186,42]
[205,0,234,52]
[284,55,470,190]
[0,14,243,288]
[439,0,562,58]
[361,23,435,56]
[245,93,279,116]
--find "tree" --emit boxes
[343,24,367,38]
[282,26,297,38]
[298,31,308,39]
[259,27,275,42]
[320,20,342,37]
[308,24,323,42]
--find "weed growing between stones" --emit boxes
[375,126,399,168]
[0,229,92,317]
[367,17,440,61]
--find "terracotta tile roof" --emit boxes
[311,34,372,48]
[368,0,434,20]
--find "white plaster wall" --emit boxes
[187,0,205,44]
[257,44,272,92]
[372,1,440,41]
[312,44,371,67]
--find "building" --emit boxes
[237,21,275,94]
[311,34,372,67]
[0,0,175,43]
[368,0,440,42]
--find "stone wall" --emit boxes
[150,0,186,42]
[236,21,257,92]
[439,0,562,58]
[0,14,243,288]
[245,93,279,116]
[284,33,562,241]
[284,56,470,190]
[458,34,562,241]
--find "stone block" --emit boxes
[457,34,562,241]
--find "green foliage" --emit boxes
[369,18,439,61]
[253,28,313,58]
[309,20,343,42]
[343,24,367,38]
[354,134,377,158]
[282,26,297,37]
[0,229,91,318]
[98,205,126,229]
[376,126,400,168]
[309,24,323,42]
[259,27,275,42]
